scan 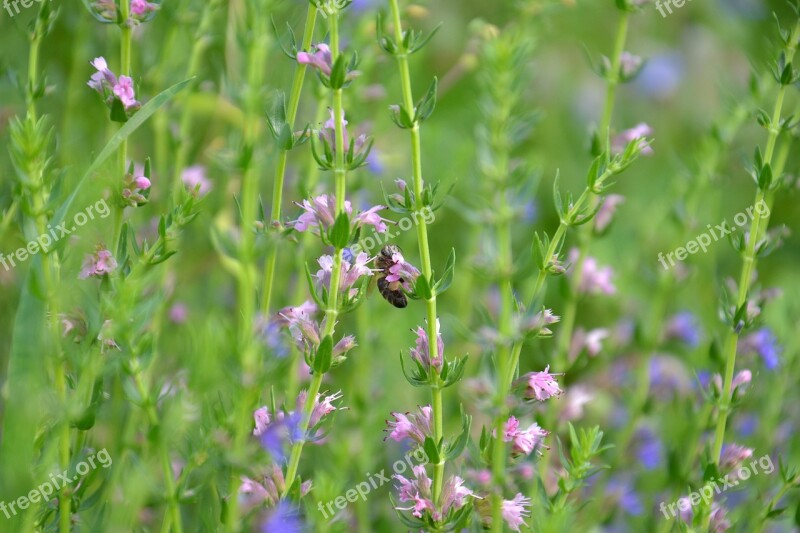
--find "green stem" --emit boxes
[282,6,348,497]
[227,3,269,528]
[262,4,318,315]
[389,0,445,504]
[132,366,183,532]
[554,9,629,370]
[710,20,800,466]
[169,0,223,205]
[27,23,70,533]
[114,1,132,252]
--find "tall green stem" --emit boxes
[388,0,444,503]
[26,19,70,532]
[710,20,800,466]
[555,10,629,371]
[114,2,132,252]
[282,7,348,496]
[226,2,269,528]
[262,4,318,314]
[169,0,224,204]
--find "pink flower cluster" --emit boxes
[410,319,444,372]
[87,57,141,112]
[79,247,117,280]
[503,416,549,458]
[385,405,433,445]
[394,466,478,522]
[290,194,391,236]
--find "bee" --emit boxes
[375,244,408,309]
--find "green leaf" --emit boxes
[433,248,455,294]
[314,335,333,374]
[51,78,194,234]
[0,267,47,504]
[109,97,129,123]
[414,77,438,123]
[414,273,433,300]
[329,212,351,250]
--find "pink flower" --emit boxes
[134,176,151,190]
[382,249,420,289]
[87,56,116,92]
[712,369,752,396]
[168,303,188,324]
[112,75,140,110]
[440,476,477,516]
[521,366,563,401]
[315,252,373,294]
[410,319,444,372]
[595,194,625,232]
[309,391,343,428]
[253,407,271,436]
[570,328,610,358]
[502,493,531,532]
[502,416,549,458]
[130,0,158,16]
[569,249,616,295]
[79,247,117,279]
[355,205,391,233]
[291,194,351,233]
[385,405,433,445]
[181,165,211,196]
[394,467,476,522]
[719,443,753,472]
[297,43,333,76]
[611,122,653,155]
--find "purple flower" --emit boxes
[410,320,444,372]
[739,328,781,369]
[385,405,433,445]
[169,303,188,324]
[79,247,117,279]
[501,493,531,532]
[297,43,333,76]
[607,477,643,516]
[665,311,702,347]
[261,501,304,533]
[254,316,291,358]
[521,366,563,401]
[635,427,663,469]
[181,165,212,196]
[611,123,653,156]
